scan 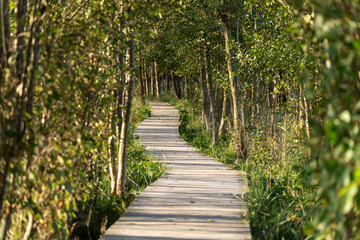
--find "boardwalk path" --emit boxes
[102,101,251,240]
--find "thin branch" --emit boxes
[67,0,91,22]
[276,0,294,16]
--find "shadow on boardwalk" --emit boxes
[101,101,251,240]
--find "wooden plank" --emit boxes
[101,101,251,240]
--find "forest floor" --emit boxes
[101,101,251,239]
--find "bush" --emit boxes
[175,98,316,240]
[70,98,165,239]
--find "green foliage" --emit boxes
[246,133,315,239]
[4,0,360,238]
[1,0,125,237]
[130,98,152,131]
[1,0,166,238]
[69,98,164,239]
[145,93,175,104]
[175,98,316,239]
[71,138,164,240]
[293,1,360,238]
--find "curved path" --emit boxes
[102,101,251,240]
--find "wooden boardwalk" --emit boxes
[101,101,251,240]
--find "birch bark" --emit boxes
[219,8,247,159]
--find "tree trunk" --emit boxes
[301,84,311,160]
[15,0,27,79]
[26,22,40,116]
[166,70,170,94]
[151,66,155,97]
[0,210,11,240]
[219,89,230,137]
[256,79,261,119]
[299,86,304,134]
[139,59,145,104]
[181,76,185,98]
[176,76,182,98]
[116,50,125,140]
[108,136,117,194]
[184,76,189,99]
[0,0,11,75]
[154,61,161,99]
[0,0,30,218]
[304,96,310,141]
[205,50,219,144]
[200,67,211,132]
[109,91,117,194]
[145,62,150,95]
[24,7,42,171]
[219,9,247,160]
[171,71,181,99]
[0,0,10,215]
[116,33,135,196]
[23,211,33,240]
[273,79,279,138]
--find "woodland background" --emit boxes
[1,0,360,239]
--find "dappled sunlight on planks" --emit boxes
[101,101,251,240]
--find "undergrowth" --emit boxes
[173,97,316,240]
[70,97,164,239]
[145,93,177,106]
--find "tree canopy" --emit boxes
[1,0,360,239]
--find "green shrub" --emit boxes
[70,97,164,239]
[175,98,316,240]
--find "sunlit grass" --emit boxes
[70,97,165,239]
[172,97,316,240]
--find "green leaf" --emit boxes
[339,182,358,214]
[339,110,351,123]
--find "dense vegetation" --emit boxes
[69,98,164,239]
[1,0,360,239]
[174,97,315,239]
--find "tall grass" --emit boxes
[70,97,165,239]
[173,97,316,240]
